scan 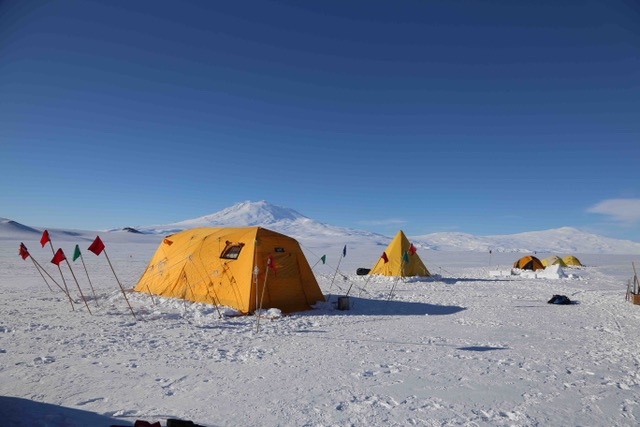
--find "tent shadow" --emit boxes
[0,395,133,427]
[437,277,513,284]
[314,296,466,316]
[457,346,510,352]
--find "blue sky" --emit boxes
[1,0,639,241]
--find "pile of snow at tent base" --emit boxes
[1,234,640,426]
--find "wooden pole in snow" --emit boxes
[256,255,273,332]
[30,255,67,295]
[46,240,74,310]
[327,246,346,302]
[63,258,92,314]
[77,250,99,307]
[255,264,270,333]
[29,256,54,292]
[103,249,136,320]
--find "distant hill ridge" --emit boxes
[2,202,640,254]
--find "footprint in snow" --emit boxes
[34,356,55,364]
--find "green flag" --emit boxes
[401,251,409,264]
[72,244,81,262]
[321,255,326,264]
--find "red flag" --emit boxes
[40,230,50,247]
[19,243,30,260]
[381,251,389,263]
[51,248,66,266]
[267,254,277,277]
[409,243,417,256]
[88,236,105,256]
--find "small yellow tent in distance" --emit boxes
[541,255,567,268]
[562,255,584,267]
[134,227,325,314]
[369,230,430,277]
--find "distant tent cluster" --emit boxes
[513,255,584,271]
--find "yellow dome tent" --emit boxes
[134,227,325,313]
[562,255,584,267]
[513,255,544,271]
[369,230,430,277]
[541,255,567,268]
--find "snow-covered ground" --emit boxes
[1,230,640,426]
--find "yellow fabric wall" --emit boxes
[134,227,324,313]
[369,230,430,277]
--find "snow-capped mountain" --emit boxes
[3,202,640,254]
[0,217,41,237]
[135,201,389,246]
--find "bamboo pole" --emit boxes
[310,255,326,271]
[64,258,92,314]
[255,265,270,333]
[327,247,346,302]
[30,256,53,292]
[145,281,156,305]
[78,251,99,307]
[30,256,67,295]
[253,265,259,315]
[46,239,74,310]
[387,259,405,302]
[103,249,136,320]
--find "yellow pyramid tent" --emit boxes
[541,255,567,268]
[562,255,584,267]
[369,230,430,277]
[134,227,325,313]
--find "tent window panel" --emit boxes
[220,242,244,260]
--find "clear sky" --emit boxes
[1,0,639,241]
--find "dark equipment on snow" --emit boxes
[547,295,572,305]
[356,268,371,275]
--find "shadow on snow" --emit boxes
[317,295,466,317]
[0,396,134,427]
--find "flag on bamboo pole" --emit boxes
[402,251,409,264]
[267,254,276,277]
[321,255,326,264]
[343,245,347,257]
[40,230,50,248]
[381,251,389,263]
[73,243,98,306]
[19,243,30,260]
[88,236,136,319]
[51,248,66,266]
[72,245,82,262]
[88,236,105,256]
[409,243,417,256]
